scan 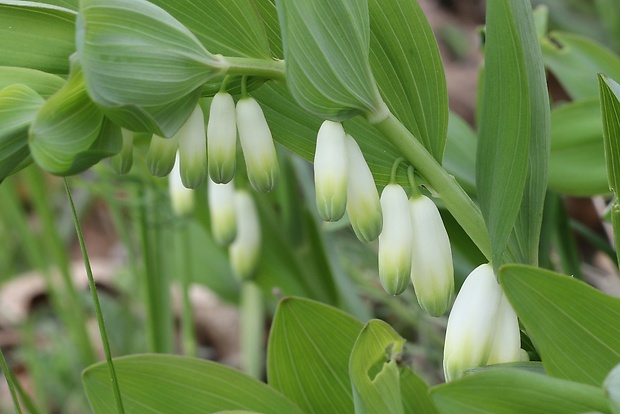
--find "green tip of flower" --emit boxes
[208,162,236,185]
[247,162,279,193]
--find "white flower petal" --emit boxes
[208,177,237,246]
[169,153,194,216]
[345,135,382,242]
[314,120,348,221]
[146,133,179,177]
[409,194,454,316]
[378,184,412,295]
[236,97,279,192]
[177,104,207,188]
[207,92,237,184]
[229,191,261,280]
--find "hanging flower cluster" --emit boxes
[313,120,382,243]
[313,121,454,314]
[442,264,523,381]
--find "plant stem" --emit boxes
[240,281,264,379]
[0,349,22,414]
[64,179,125,414]
[372,110,492,261]
[179,223,196,356]
[225,57,285,82]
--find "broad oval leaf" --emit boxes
[443,112,477,196]
[83,354,305,414]
[267,297,363,414]
[542,32,620,101]
[368,0,448,162]
[476,0,531,268]
[276,0,384,121]
[0,67,65,98]
[29,59,105,175]
[548,99,608,196]
[0,84,45,181]
[349,319,405,414]
[0,1,76,76]
[431,369,611,414]
[500,265,620,386]
[76,0,227,135]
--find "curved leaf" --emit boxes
[29,59,105,175]
[76,0,227,135]
[276,0,384,120]
[0,67,65,98]
[83,354,304,414]
[500,265,620,386]
[443,112,477,196]
[431,369,611,414]
[477,0,531,267]
[0,1,76,75]
[542,32,620,101]
[368,0,448,161]
[267,297,363,414]
[548,99,608,196]
[349,319,405,414]
[0,84,45,181]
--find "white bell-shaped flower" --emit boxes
[378,184,413,295]
[443,264,521,382]
[177,104,207,189]
[146,133,179,177]
[409,194,454,316]
[345,135,382,242]
[168,153,194,216]
[236,97,279,192]
[207,92,237,184]
[229,191,261,280]
[208,177,237,246]
[314,120,348,221]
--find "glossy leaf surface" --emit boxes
[500,265,620,386]
[83,354,304,414]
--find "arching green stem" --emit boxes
[371,109,492,261]
[389,157,406,184]
[225,57,285,82]
[407,165,422,199]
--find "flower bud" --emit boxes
[110,128,134,174]
[236,97,279,192]
[208,177,237,246]
[207,92,237,184]
[345,135,382,242]
[146,133,179,177]
[169,153,194,216]
[378,184,412,295]
[409,194,454,316]
[177,104,207,189]
[314,121,348,221]
[443,264,521,382]
[229,191,261,280]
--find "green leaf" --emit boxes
[541,32,620,101]
[276,0,384,121]
[267,297,363,414]
[431,369,611,414]
[29,58,105,175]
[400,367,439,414]
[76,0,227,136]
[0,67,65,98]
[349,319,405,414]
[83,354,305,414]
[508,0,550,267]
[548,99,609,196]
[150,0,271,59]
[443,112,477,196]
[476,0,531,268]
[500,265,620,386]
[368,0,448,162]
[605,364,620,414]
[599,75,620,195]
[0,84,45,181]
[0,1,76,76]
